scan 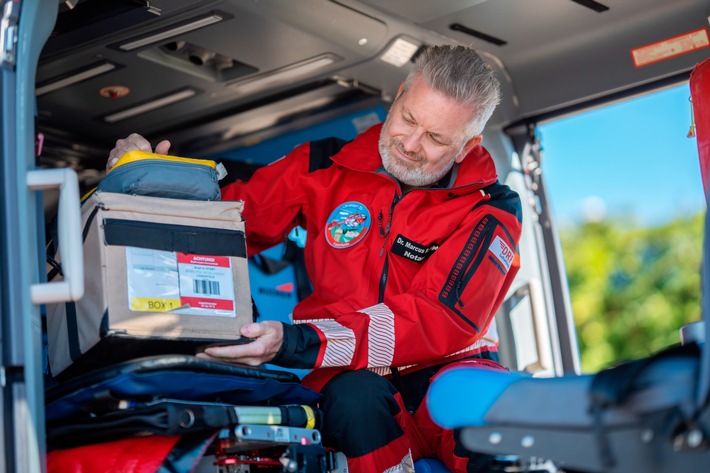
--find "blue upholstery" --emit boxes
[427,366,522,428]
[413,458,451,473]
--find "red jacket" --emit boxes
[221,124,522,389]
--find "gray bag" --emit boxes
[96,150,224,201]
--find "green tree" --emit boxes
[560,213,703,372]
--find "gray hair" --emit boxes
[402,45,501,137]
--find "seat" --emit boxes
[413,458,451,473]
[427,347,706,472]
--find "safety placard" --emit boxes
[631,28,709,68]
[126,247,236,317]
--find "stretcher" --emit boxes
[45,355,327,472]
[45,353,459,472]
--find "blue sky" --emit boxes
[538,83,705,228]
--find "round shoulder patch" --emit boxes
[324,201,371,249]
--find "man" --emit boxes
[108,45,522,472]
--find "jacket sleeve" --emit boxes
[220,143,312,255]
[274,188,523,371]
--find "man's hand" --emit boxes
[106,133,172,171]
[197,321,284,366]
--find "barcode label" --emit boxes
[176,253,235,316]
[193,279,221,295]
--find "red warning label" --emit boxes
[631,28,709,68]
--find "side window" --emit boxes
[539,83,704,372]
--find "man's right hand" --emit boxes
[196,321,285,367]
[107,133,172,171]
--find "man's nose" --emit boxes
[401,128,423,153]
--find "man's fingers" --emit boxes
[203,340,264,359]
[195,352,261,366]
[240,322,267,338]
[127,133,153,152]
[106,156,119,172]
[154,140,171,155]
[200,343,266,366]
[107,133,167,171]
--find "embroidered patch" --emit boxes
[325,201,371,249]
[391,234,439,263]
[488,235,514,273]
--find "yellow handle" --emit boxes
[111,150,217,171]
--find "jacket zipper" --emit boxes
[377,192,400,302]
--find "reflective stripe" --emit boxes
[359,303,395,368]
[368,366,396,376]
[445,336,498,358]
[368,336,497,376]
[383,450,414,473]
[299,312,497,372]
[309,319,355,367]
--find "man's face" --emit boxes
[379,76,481,187]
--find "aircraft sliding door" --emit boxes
[1,1,63,471]
[502,123,582,376]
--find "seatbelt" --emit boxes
[283,239,312,302]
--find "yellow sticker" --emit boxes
[130,297,183,312]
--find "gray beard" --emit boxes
[378,135,456,188]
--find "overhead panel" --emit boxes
[355,0,491,24]
[357,0,710,119]
[36,1,384,146]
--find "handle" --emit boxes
[26,168,84,304]
[527,278,553,373]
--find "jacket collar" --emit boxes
[331,123,498,190]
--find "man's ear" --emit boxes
[455,135,483,163]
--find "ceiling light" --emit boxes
[231,55,339,95]
[118,13,223,51]
[380,38,420,67]
[103,88,197,123]
[36,61,117,96]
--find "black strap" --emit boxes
[283,239,312,302]
[103,218,247,257]
[307,137,348,173]
[251,253,292,275]
[64,301,82,362]
[45,214,62,280]
[46,202,101,280]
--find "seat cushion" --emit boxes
[413,458,451,473]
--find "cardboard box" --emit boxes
[46,192,253,378]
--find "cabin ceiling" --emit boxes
[37,0,710,172]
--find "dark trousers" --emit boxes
[319,352,500,472]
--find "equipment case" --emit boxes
[46,191,253,378]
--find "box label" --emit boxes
[126,247,236,317]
